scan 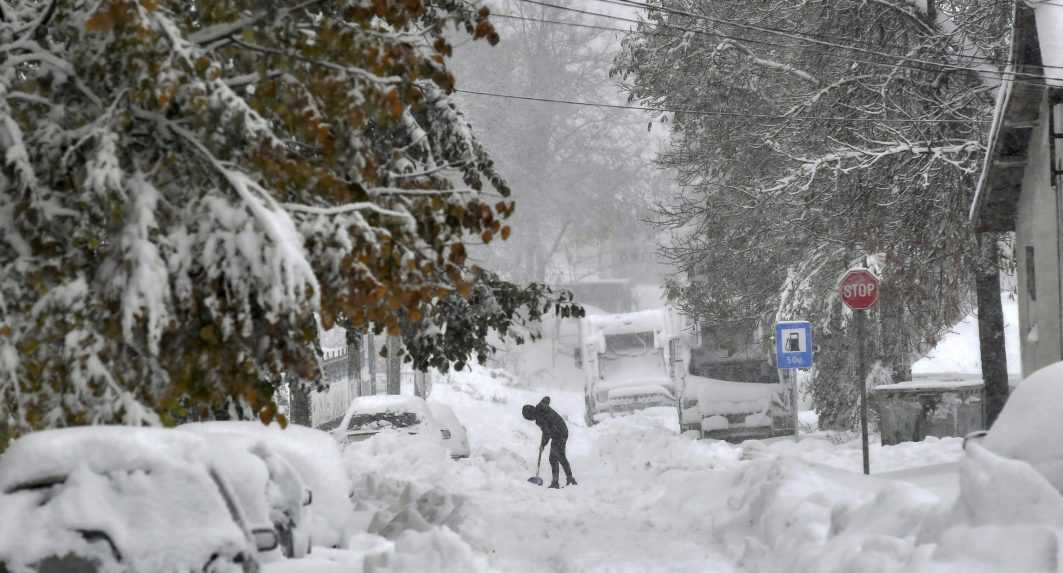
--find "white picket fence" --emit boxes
[307,344,426,428]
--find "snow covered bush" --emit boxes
[0,0,568,441]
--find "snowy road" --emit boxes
[341,371,744,572]
[330,368,970,573]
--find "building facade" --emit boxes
[972,2,1063,377]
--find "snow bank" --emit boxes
[721,363,1063,572]
[983,361,1063,490]
[763,434,964,475]
[715,457,941,572]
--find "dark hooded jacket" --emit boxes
[530,397,567,448]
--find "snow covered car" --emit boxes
[178,427,311,560]
[0,427,279,573]
[578,308,686,426]
[427,402,471,459]
[180,421,356,551]
[331,395,450,449]
[679,375,791,441]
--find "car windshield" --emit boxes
[347,411,420,432]
[604,332,654,357]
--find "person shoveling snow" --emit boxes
[522,396,577,489]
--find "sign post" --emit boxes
[838,268,880,475]
[775,321,813,442]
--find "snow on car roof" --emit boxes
[0,427,250,571]
[686,376,783,416]
[179,421,354,548]
[343,394,429,417]
[584,309,670,336]
[0,426,208,492]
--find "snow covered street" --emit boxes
[322,367,981,573]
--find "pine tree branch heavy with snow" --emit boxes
[0,0,546,439]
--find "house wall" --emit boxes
[1015,95,1063,377]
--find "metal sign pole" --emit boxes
[791,369,800,442]
[857,309,870,475]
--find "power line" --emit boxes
[591,0,1022,66]
[455,87,991,124]
[500,0,1058,92]
[595,0,1063,74]
[513,0,1061,82]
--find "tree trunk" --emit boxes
[975,234,1009,426]
[386,335,402,395]
[877,276,912,383]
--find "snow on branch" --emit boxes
[765,139,983,194]
[714,40,820,86]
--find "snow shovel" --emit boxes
[527,446,544,486]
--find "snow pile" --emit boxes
[715,457,940,572]
[982,362,1063,490]
[587,409,741,476]
[912,294,1020,375]
[373,528,493,573]
[721,362,1063,572]
[761,434,963,475]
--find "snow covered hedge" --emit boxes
[0,0,521,440]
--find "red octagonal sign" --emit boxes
[839,269,880,310]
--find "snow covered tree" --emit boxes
[614,0,1010,428]
[0,0,541,440]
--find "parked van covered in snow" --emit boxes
[578,308,686,426]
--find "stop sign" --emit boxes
[839,269,880,310]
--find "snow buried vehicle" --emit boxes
[578,308,687,426]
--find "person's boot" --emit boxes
[566,476,578,486]
[548,480,560,489]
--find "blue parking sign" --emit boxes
[775,321,813,369]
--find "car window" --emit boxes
[604,332,654,356]
[346,412,420,431]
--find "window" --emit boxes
[1027,245,1037,301]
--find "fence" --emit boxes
[307,345,429,428]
